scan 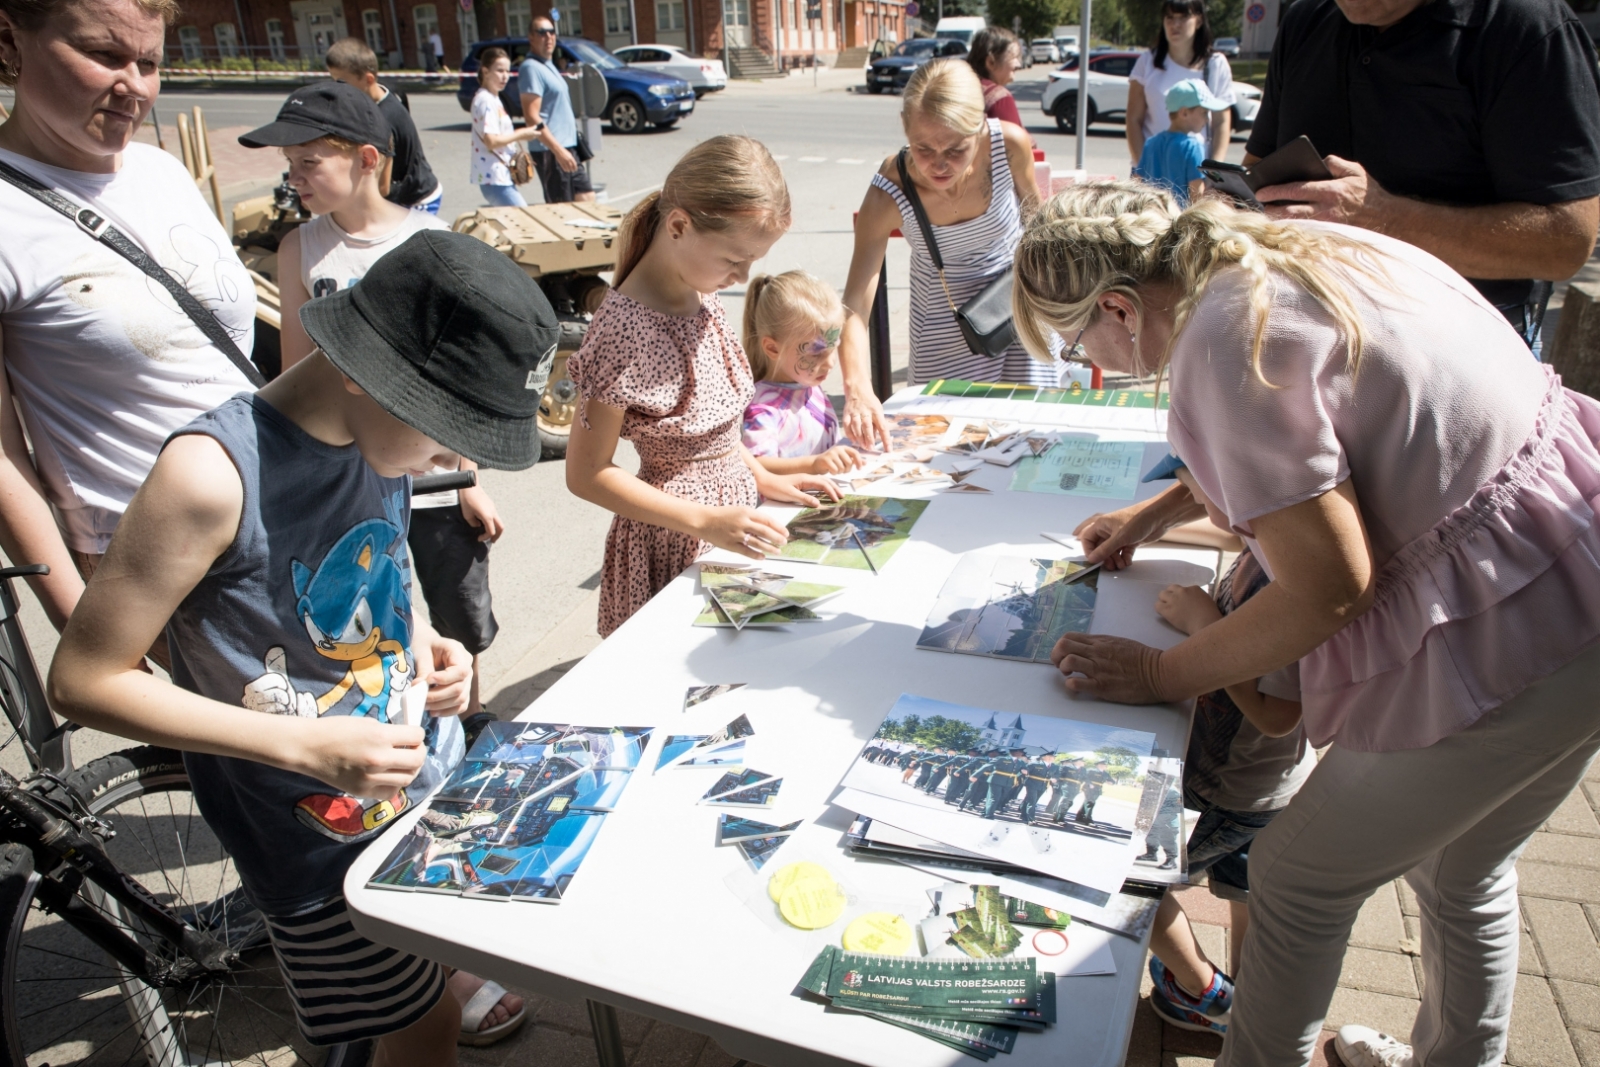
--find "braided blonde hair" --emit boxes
[1012,181,1385,385]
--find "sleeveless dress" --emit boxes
[567,289,758,636]
[871,118,1058,388]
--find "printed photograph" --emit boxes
[706,777,783,807]
[919,556,1098,664]
[715,813,802,845]
[684,683,746,711]
[369,721,653,902]
[839,694,1156,892]
[778,495,929,571]
[694,600,823,628]
[1010,439,1148,500]
[700,767,776,801]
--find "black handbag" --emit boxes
[895,149,1016,358]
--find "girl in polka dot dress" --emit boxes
[566,136,840,636]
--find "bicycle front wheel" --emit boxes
[0,746,317,1067]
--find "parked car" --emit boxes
[1030,38,1060,63]
[613,43,728,95]
[866,37,968,94]
[1039,50,1138,132]
[1054,34,1078,57]
[457,37,696,134]
[1214,36,1240,56]
[1231,81,1260,130]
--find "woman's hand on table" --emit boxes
[698,506,791,560]
[1074,484,1203,569]
[842,392,891,453]
[1050,633,1174,704]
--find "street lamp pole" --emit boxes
[1075,0,1090,168]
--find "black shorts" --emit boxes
[408,505,498,654]
[534,147,594,203]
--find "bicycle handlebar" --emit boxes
[412,470,477,496]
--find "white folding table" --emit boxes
[345,397,1210,1067]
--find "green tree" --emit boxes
[1095,745,1143,781]
[988,0,1068,42]
[913,715,984,752]
[878,714,922,742]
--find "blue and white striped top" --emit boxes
[872,118,1060,388]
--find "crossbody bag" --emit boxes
[895,148,1017,358]
[0,158,266,387]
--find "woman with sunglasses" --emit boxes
[1126,0,1236,166]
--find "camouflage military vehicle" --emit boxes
[233,183,620,459]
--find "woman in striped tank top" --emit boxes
[837,59,1060,449]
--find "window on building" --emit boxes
[213,22,239,56]
[656,0,685,30]
[603,0,631,35]
[177,25,203,60]
[550,1,582,33]
[413,3,439,63]
[505,0,531,35]
[265,18,287,59]
[362,9,386,52]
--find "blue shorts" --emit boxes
[1183,783,1283,903]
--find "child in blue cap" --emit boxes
[1133,82,1234,205]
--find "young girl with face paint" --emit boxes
[740,271,862,476]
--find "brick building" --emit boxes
[163,0,906,72]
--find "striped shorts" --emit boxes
[265,895,447,1045]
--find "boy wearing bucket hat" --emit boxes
[48,230,558,1056]
[1133,81,1233,206]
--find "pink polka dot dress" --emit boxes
[567,289,758,636]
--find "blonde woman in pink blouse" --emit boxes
[1013,182,1600,1067]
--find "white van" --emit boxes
[933,16,986,45]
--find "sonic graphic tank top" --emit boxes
[165,394,463,915]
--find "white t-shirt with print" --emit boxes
[294,208,462,507]
[1129,50,1236,146]
[470,88,515,187]
[0,143,257,553]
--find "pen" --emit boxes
[852,528,879,575]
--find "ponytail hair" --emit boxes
[614,135,792,286]
[741,271,845,380]
[902,58,986,138]
[1012,180,1387,386]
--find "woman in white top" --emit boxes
[1126,0,1235,165]
[469,47,543,207]
[0,0,257,635]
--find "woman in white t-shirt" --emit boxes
[0,0,257,638]
[1126,0,1235,165]
[469,47,543,207]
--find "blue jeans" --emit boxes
[479,183,526,207]
[1183,783,1281,903]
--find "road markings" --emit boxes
[771,154,790,160]
[797,155,828,163]
[836,158,865,164]
[605,183,663,204]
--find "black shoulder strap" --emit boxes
[895,149,959,313]
[895,148,944,272]
[0,158,266,388]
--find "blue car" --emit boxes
[457,36,695,133]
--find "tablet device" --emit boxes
[1200,136,1333,209]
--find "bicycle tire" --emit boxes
[1,745,318,1067]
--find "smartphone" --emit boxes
[1201,136,1332,210]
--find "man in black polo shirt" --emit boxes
[1245,0,1600,350]
[326,38,443,214]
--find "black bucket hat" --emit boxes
[239,81,394,154]
[300,230,559,470]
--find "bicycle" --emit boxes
[0,470,477,1067]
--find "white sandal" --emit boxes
[457,978,528,1047]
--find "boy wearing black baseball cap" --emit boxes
[49,231,558,1055]
[247,83,511,745]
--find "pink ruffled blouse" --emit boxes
[1167,223,1600,753]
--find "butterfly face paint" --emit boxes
[791,326,842,383]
